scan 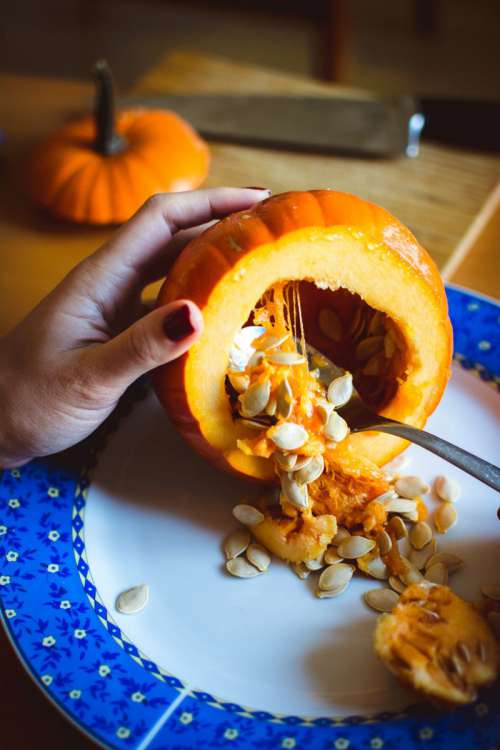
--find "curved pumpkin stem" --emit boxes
[93,60,124,155]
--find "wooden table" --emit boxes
[1,51,499,749]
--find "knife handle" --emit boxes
[419,97,500,152]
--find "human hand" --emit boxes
[0,187,270,467]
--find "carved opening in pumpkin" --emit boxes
[295,280,409,412]
[223,279,410,562]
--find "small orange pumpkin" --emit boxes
[27,60,210,224]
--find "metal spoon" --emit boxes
[233,326,500,491]
[304,340,500,493]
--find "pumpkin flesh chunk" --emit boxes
[375,584,500,705]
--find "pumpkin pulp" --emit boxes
[225,280,410,563]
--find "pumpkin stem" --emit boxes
[93,59,124,155]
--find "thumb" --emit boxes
[88,300,203,393]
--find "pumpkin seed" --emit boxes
[228,372,250,394]
[401,509,419,523]
[291,561,310,579]
[265,397,277,416]
[355,335,384,362]
[358,553,389,580]
[487,612,500,638]
[480,584,500,601]
[409,521,433,550]
[233,504,264,526]
[363,352,386,376]
[384,331,397,358]
[367,310,385,335]
[456,641,471,664]
[389,576,406,594]
[316,584,350,598]
[257,332,290,350]
[295,454,325,485]
[477,641,488,663]
[399,558,424,586]
[276,377,294,419]
[324,547,343,565]
[433,502,457,533]
[349,306,365,339]
[281,474,309,510]
[226,558,261,578]
[241,418,269,430]
[239,379,271,417]
[324,411,349,442]
[425,552,463,573]
[384,497,418,514]
[246,543,271,572]
[224,529,251,560]
[395,475,430,499]
[409,538,437,570]
[291,455,313,471]
[274,452,298,471]
[269,422,308,450]
[434,474,461,503]
[384,453,411,475]
[425,561,448,585]
[376,529,393,556]
[337,535,376,559]
[388,515,408,539]
[364,588,399,613]
[327,372,353,408]
[318,562,354,591]
[332,527,351,546]
[267,351,306,366]
[116,584,149,615]
[316,399,334,425]
[248,350,265,368]
[421,608,443,622]
[373,489,398,504]
[305,554,325,571]
[318,308,342,342]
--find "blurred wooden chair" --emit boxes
[174,0,439,82]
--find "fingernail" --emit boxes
[243,186,271,192]
[163,304,195,342]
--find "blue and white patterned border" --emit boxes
[1,285,499,749]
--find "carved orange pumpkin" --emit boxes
[153,190,452,562]
[27,61,210,225]
[154,190,452,475]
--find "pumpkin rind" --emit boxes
[154,190,453,481]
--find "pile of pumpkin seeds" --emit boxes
[229,325,354,514]
[222,465,500,628]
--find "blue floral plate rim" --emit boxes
[1,284,499,750]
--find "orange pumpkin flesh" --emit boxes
[375,583,500,705]
[27,61,209,225]
[154,190,452,561]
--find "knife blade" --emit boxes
[120,93,424,158]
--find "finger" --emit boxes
[140,219,217,285]
[94,187,270,275]
[85,300,203,393]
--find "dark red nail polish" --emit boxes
[243,186,271,191]
[163,305,195,342]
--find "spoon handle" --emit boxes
[375,421,500,492]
